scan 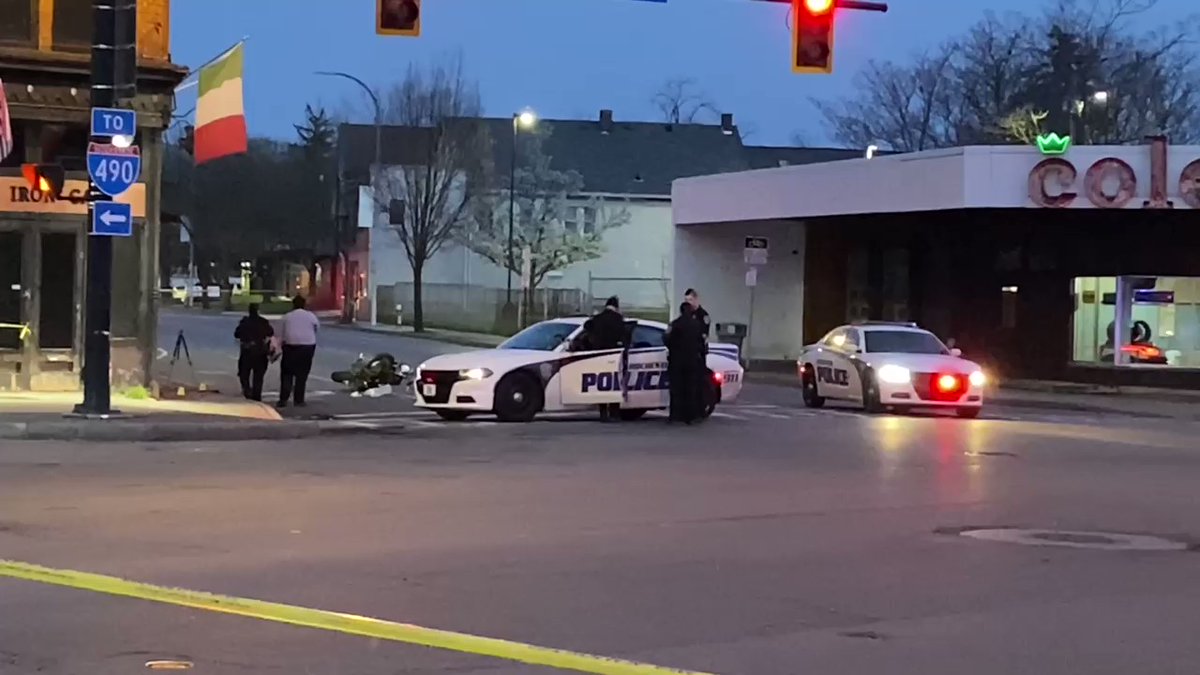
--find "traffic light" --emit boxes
[377,0,420,37]
[21,163,65,197]
[793,0,835,74]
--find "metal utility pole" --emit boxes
[75,0,136,416]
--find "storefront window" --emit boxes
[1071,276,1200,367]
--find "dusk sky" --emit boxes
[171,0,1194,146]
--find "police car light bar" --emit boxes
[852,320,918,328]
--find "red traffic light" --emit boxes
[21,163,65,196]
[377,0,420,37]
[793,0,835,74]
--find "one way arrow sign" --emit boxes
[92,200,133,237]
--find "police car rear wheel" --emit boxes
[494,373,543,423]
[802,368,826,408]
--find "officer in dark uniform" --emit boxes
[233,303,274,401]
[666,302,705,424]
[582,296,626,422]
[684,288,711,352]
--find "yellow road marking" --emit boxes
[0,560,716,675]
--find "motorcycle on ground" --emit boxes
[331,353,416,397]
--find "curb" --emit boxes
[0,420,380,442]
[324,323,504,349]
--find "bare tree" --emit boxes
[651,77,719,124]
[813,0,1200,150]
[374,56,490,332]
[812,45,960,152]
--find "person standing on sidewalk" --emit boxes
[277,296,320,409]
[234,303,273,401]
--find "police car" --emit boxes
[797,322,987,418]
[413,317,745,422]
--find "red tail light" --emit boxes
[712,371,724,384]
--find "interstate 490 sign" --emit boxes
[86,142,141,198]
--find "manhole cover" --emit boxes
[955,527,1189,551]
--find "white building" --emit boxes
[337,113,855,333]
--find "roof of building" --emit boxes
[338,112,754,196]
[743,145,867,169]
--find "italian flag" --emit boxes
[194,43,248,165]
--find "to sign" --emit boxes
[1028,136,1200,209]
[90,107,136,138]
[86,142,141,197]
[744,236,768,265]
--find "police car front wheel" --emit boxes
[494,372,543,423]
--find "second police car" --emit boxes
[412,317,745,422]
[797,322,987,418]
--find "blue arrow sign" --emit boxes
[86,142,141,197]
[92,200,133,237]
[90,107,136,138]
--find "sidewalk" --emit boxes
[0,392,317,441]
[326,322,506,349]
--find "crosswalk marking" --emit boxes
[318,401,1178,433]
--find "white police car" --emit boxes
[413,317,745,422]
[797,322,987,418]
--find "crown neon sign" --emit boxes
[1036,133,1072,155]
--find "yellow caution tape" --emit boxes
[0,323,31,341]
[0,560,716,675]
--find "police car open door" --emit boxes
[558,321,669,410]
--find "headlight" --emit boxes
[969,371,987,387]
[459,368,493,380]
[877,364,911,384]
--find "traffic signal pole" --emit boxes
[74,0,133,416]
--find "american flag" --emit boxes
[0,78,12,162]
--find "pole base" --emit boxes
[65,408,131,420]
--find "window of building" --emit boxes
[52,0,91,50]
[0,0,35,44]
[845,248,869,323]
[563,205,579,233]
[1071,276,1200,368]
[581,205,597,234]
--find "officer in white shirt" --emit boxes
[277,295,320,408]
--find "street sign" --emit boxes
[92,200,132,237]
[744,236,768,265]
[745,267,758,287]
[90,107,136,138]
[86,142,141,197]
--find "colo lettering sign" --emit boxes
[1029,136,1200,209]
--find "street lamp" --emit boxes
[315,71,381,324]
[1092,90,1109,104]
[507,109,537,306]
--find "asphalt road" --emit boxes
[5,401,1200,674]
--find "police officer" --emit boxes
[233,302,274,401]
[666,302,705,424]
[684,288,711,352]
[583,296,626,422]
